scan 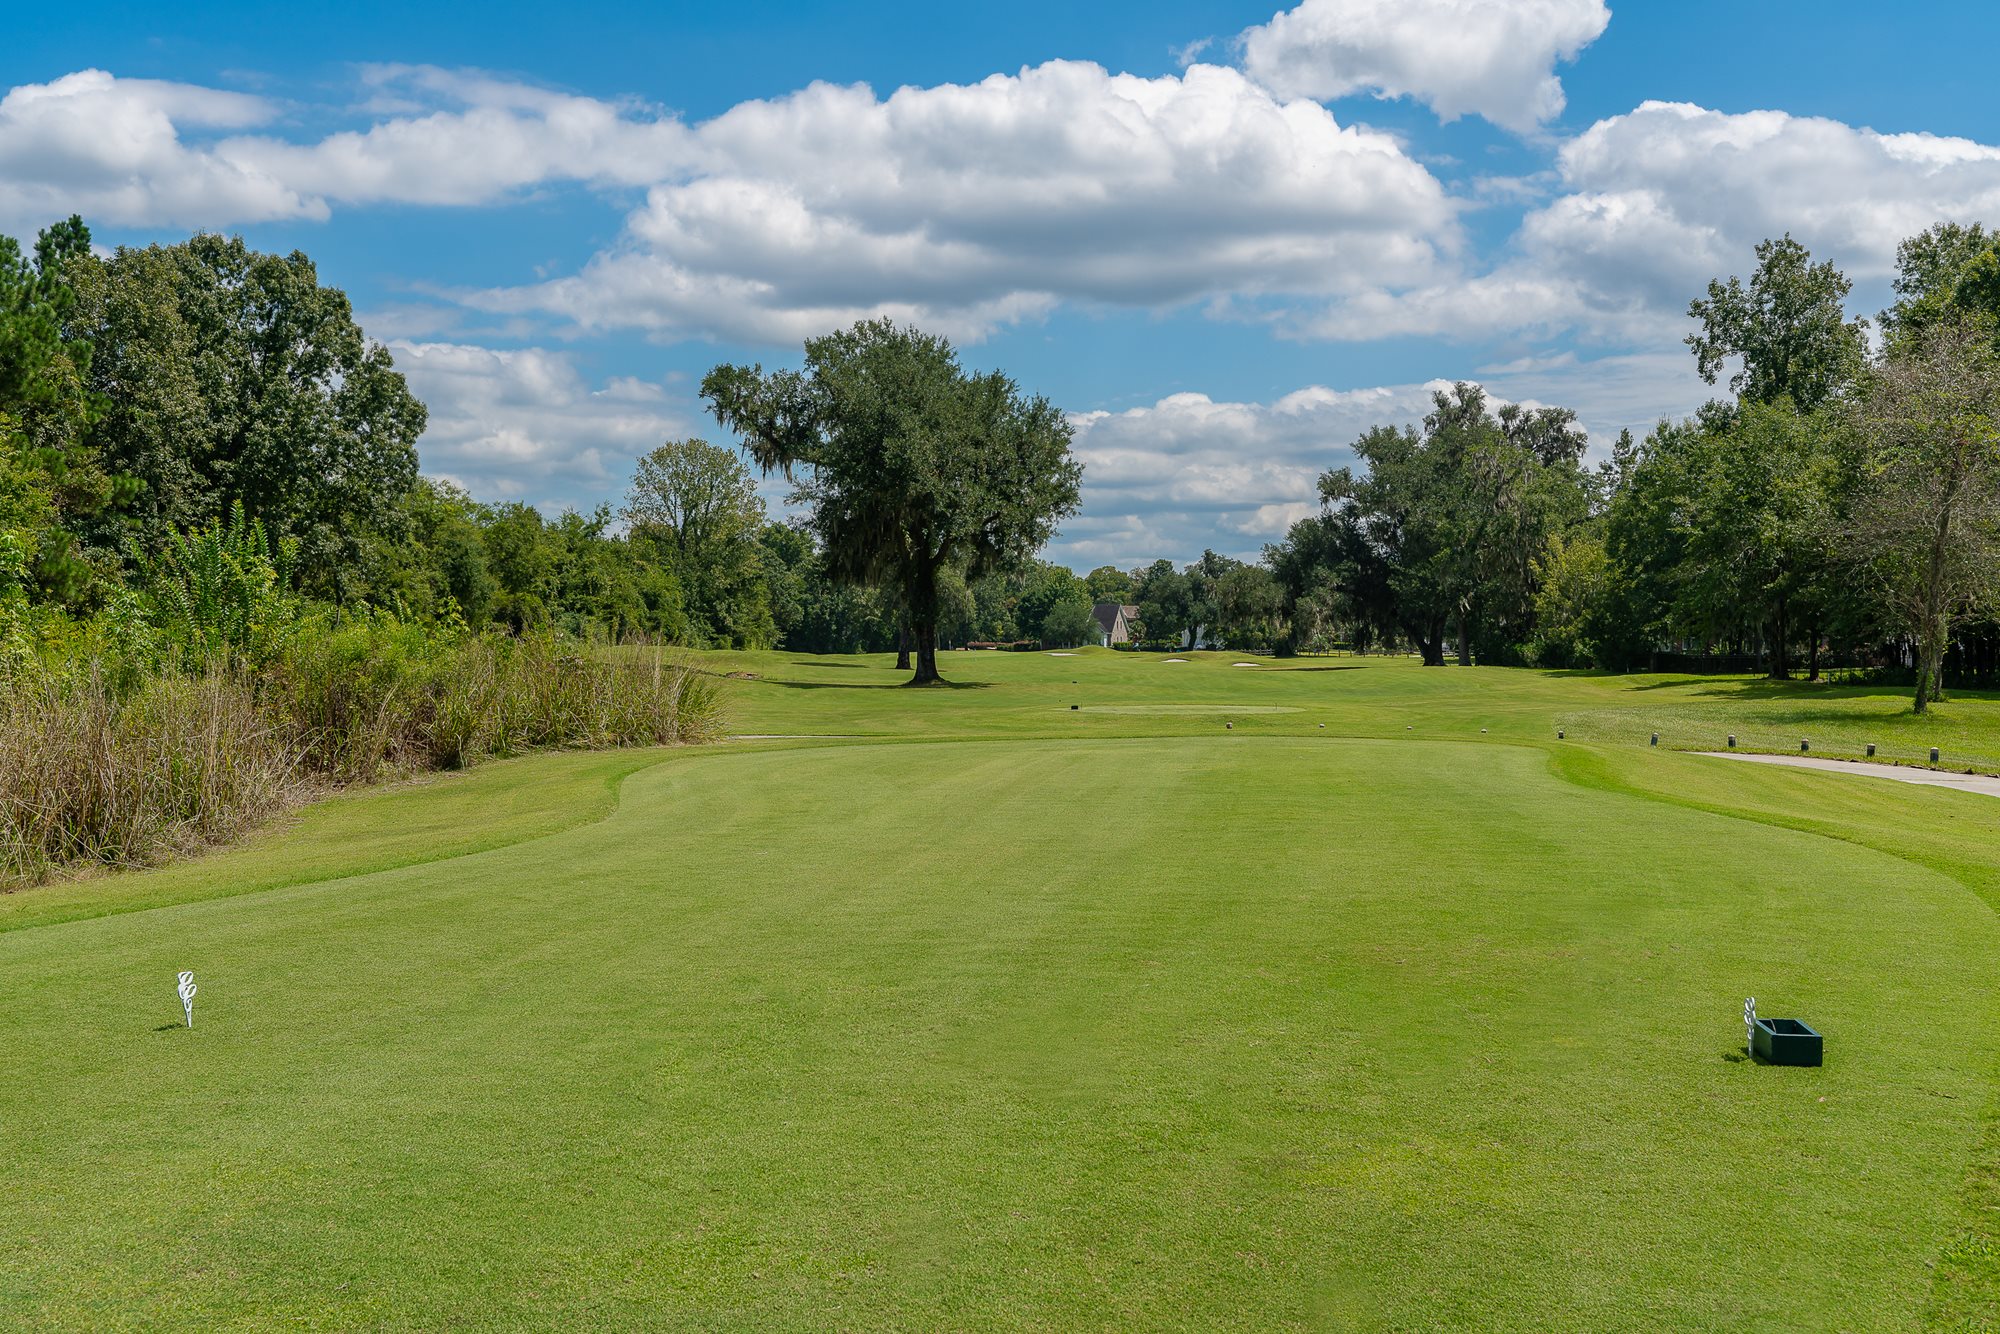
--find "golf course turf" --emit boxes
[6,651,2000,1329]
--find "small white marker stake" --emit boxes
[1744,996,1756,1057]
[177,971,198,1028]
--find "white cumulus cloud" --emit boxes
[1237,0,1610,133]
[1056,382,1449,567]
[1310,100,2000,342]
[390,340,687,509]
[467,60,1460,344]
[222,65,691,206]
[0,69,319,231]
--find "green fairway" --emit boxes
[7,652,2000,1329]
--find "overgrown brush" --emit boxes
[0,619,721,888]
[0,668,296,884]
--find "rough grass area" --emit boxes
[0,637,720,887]
[6,650,2000,1328]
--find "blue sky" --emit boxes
[7,1,2000,570]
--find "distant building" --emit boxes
[1092,602,1140,646]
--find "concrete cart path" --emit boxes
[1692,750,2000,798]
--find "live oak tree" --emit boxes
[702,320,1081,684]
[1844,319,2000,713]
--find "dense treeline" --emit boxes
[1266,224,2000,712]
[0,228,1086,661]
[0,222,733,883]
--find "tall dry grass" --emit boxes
[0,629,721,887]
[0,669,296,884]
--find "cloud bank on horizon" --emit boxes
[4,0,1997,570]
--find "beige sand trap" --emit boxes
[1693,751,2000,798]
[1231,661,1260,668]
[1046,652,1078,656]
[1162,657,1189,663]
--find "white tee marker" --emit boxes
[1744,996,1756,1056]
[177,971,198,1028]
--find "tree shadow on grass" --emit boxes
[767,678,992,691]
[789,660,879,670]
[1625,675,1954,704]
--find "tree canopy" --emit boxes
[702,319,1081,683]
[71,234,428,595]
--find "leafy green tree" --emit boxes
[70,234,425,589]
[1321,426,1452,665]
[1881,222,2000,352]
[1132,558,1191,648]
[757,522,815,645]
[1843,318,2000,712]
[0,217,128,604]
[1684,401,1840,678]
[1320,384,1587,666]
[622,437,771,645]
[359,478,497,623]
[1039,595,1101,648]
[1183,550,1235,647]
[0,415,56,548]
[1211,562,1282,650]
[0,216,98,456]
[1687,234,1866,413]
[545,508,656,639]
[482,502,558,630]
[1084,565,1132,604]
[703,319,1081,684]
[1528,530,1610,668]
[1013,560,1089,643]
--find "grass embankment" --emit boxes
[6,650,2000,1328]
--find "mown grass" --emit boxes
[6,650,2000,1329]
[703,645,2000,769]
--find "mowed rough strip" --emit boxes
[0,735,1992,1331]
